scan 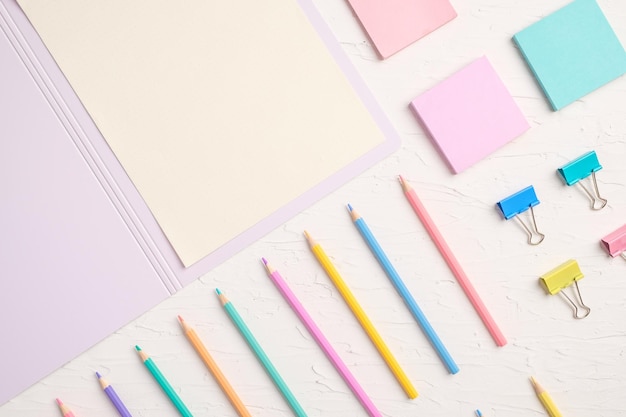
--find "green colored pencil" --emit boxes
[135,345,193,417]
[216,288,308,417]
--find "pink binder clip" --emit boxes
[601,224,626,260]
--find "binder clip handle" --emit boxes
[560,281,591,319]
[514,207,545,245]
[578,172,607,210]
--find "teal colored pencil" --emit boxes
[135,346,193,417]
[216,288,308,417]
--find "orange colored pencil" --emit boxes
[178,316,252,417]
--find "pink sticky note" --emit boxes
[347,0,457,59]
[410,56,530,174]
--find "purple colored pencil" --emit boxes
[96,372,133,417]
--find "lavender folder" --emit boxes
[0,0,400,404]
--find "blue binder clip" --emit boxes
[557,150,607,210]
[497,185,545,245]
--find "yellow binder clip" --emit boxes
[540,259,590,319]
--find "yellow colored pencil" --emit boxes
[531,377,563,417]
[178,316,252,417]
[304,231,418,399]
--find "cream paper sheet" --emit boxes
[18,0,385,266]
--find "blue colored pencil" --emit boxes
[347,204,459,374]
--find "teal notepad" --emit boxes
[513,0,626,110]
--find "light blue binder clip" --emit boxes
[497,185,545,245]
[557,150,607,210]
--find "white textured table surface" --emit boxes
[3,1,626,416]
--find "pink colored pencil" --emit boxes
[56,398,76,417]
[262,258,385,417]
[398,175,507,347]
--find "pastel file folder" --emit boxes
[497,186,545,245]
[410,56,530,174]
[540,259,590,319]
[513,0,626,110]
[0,0,400,404]
[601,225,626,259]
[557,151,607,210]
[346,0,457,59]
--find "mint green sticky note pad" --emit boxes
[513,0,626,110]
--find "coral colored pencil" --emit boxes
[262,257,386,417]
[177,316,252,417]
[399,175,507,347]
[304,231,418,399]
[55,398,76,417]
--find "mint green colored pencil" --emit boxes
[135,345,193,417]
[216,288,308,417]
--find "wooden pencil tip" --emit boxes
[95,371,102,379]
[261,257,271,272]
[55,398,63,407]
[215,288,222,295]
[303,230,316,247]
[177,315,184,323]
[475,410,483,417]
[347,204,360,220]
[530,376,543,395]
[398,174,411,192]
[134,345,142,351]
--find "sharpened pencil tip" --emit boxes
[398,174,411,192]
[346,203,360,221]
[530,376,544,395]
[303,230,317,247]
[261,257,268,265]
[475,410,483,417]
[215,288,222,295]
[55,398,63,407]
[135,345,142,351]
[95,371,102,379]
[177,315,184,323]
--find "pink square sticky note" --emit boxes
[410,56,530,174]
[347,0,457,59]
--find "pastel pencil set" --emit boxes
[43,1,626,416]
